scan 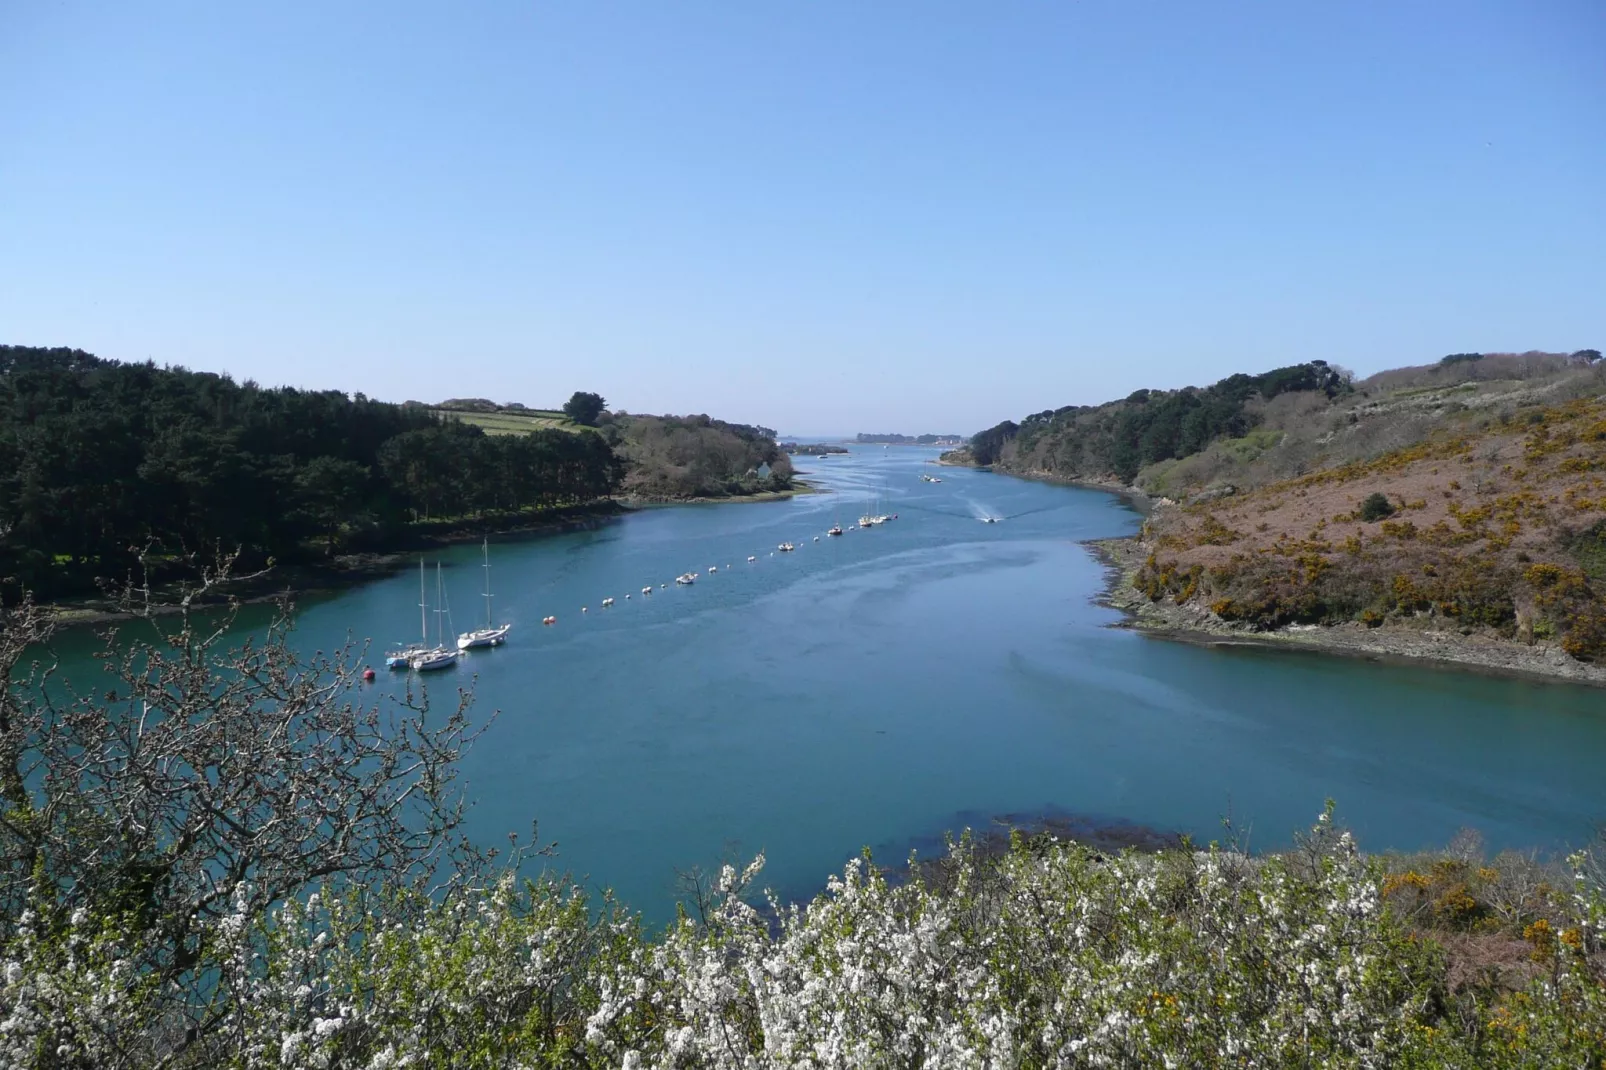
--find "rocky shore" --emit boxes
[1088,535,1606,689]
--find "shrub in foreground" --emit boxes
[5,813,1605,1067]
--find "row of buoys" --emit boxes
[526,519,899,629]
[361,513,915,679]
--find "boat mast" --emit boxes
[481,537,493,628]
[418,559,427,645]
[434,563,445,648]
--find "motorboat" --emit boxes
[675,573,696,585]
[827,525,843,536]
[778,542,796,552]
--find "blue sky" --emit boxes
[2,2,1602,436]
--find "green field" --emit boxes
[430,408,582,435]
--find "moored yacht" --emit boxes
[387,560,433,669]
[457,538,512,650]
[411,564,461,672]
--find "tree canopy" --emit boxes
[0,347,622,599]
[562,390,607,426]
[615,413,793,498]
[974,360,1351,482]
[0,348,796,601]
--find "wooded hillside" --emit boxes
[0,347,795,601]
[0,347,622,599]
[609,413,795,499]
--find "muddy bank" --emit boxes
[1087,535,1606,689]
[879,806,1184,864]
[618,481,818,507]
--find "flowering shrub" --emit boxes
[5,811,1604,1068]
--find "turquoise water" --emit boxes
[37,447,1606,922]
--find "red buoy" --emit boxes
[362,667,376,682]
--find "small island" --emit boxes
[780,442,850,456]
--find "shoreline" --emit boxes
[617,480,818,507]
[42,486,815,625]
[985,465,1159,517]
[1085,535,1606,690]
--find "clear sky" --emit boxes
[2,2,1602,436]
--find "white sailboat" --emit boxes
[386,560,433,669]
[858,490,879,528]
[412,564,461,672]
[860,486,892,527]
[457,538,512,650]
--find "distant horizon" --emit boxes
[8,339,1597,441]
[3,2,1601,431]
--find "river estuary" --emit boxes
[37,447,1606,924]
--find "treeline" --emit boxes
[0,347,621,599]
[856,432,963,445]
[611,413,794,499]
[969,360,1349,480]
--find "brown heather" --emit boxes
[1136,395,1606,660]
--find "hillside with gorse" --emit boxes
[956,350,1606,674]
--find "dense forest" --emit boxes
[966,360,1351,479]
[0,347,623,599]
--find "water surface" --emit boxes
[39,447,1606,922]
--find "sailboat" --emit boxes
[858,490,880,528]
[411,564,461,672]
[457,538,512,650]
[860,485,894,527]
[386,560,433,669]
